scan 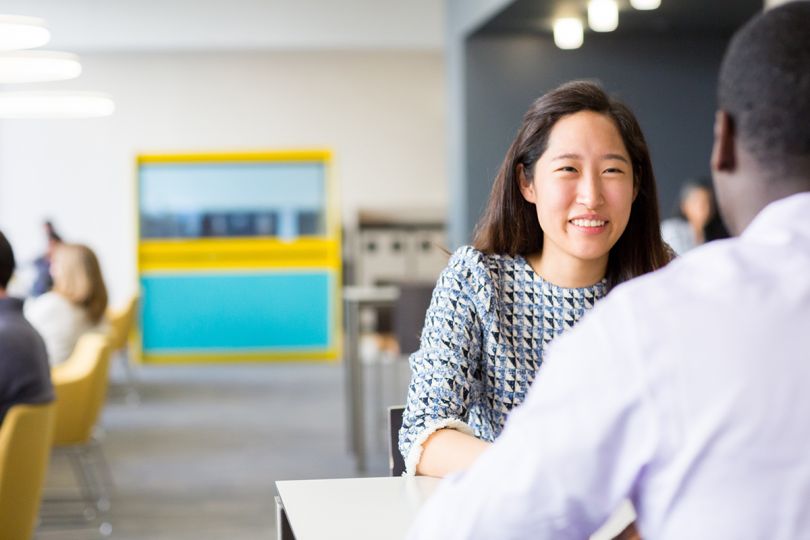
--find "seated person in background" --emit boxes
[30,220,63,297]
[409,4,810,538]
[0,231,53,426]
[25,243,108,366]
[660,178,715,254]
[399,80,670,478]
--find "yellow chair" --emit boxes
[48,333,114,525]
[106,296,139,403]
[0,402,56,540]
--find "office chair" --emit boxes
[0,402,56,539]
[388,405,406,476]
[44,333,114,533]
[106,295,139,404]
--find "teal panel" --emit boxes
[140,271,332,353]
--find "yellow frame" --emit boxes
[135,149,342,364]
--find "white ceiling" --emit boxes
[0,0,445,52]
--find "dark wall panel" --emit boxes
[462,31,729,240]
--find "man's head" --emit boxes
[712,1,810,235]
[0,231,15,292]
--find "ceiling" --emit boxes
[0,0,444,52]
[482,0,764,35]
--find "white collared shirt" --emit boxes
[409,192,810,540]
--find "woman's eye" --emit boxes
[557,166,578,173]
[603,167,624,174]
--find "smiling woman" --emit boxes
[518,110,637,288]
[398,80,670,479]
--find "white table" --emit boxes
[275,476,635,540]
[275,476,439,540]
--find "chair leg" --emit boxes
[70,447,100,507]
[115,349,141,405]
[86,439,115,510]
[41,442,114,527]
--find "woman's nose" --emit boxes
[576,172,605,208]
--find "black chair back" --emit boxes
[388,406,406,476]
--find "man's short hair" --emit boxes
[0,231,15,290]
[718,2,810,168]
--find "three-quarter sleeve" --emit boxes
[398,247,488,475]
[407,291,661,539]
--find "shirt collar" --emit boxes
[742,192,810,245]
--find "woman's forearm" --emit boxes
[416,428,491,478]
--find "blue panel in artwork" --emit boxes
[139,162,327,239]
[140,271,332,352]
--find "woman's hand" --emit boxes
[416,429,492,477]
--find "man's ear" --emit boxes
[711,110,736,173]
[517,164,536,203]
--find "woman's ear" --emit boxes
[517,164,537,203]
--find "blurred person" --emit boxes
[25,243,108,366]
[399,80,670,479]
[409,3,810,539]
[30,220,63,297]
[0,230,53,426]
[660,179,715,254]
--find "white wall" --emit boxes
[0,50,447,305]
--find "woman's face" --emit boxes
[681,187,713,228]
[520,110,636,271]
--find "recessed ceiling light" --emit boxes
[630,0,662,10]
[588,0,619,32]
[554,18,584,49]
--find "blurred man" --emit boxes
[0,231,53,425]
[409,3,810,538]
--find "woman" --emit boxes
[661,179,718,255]
[25,243,108,366]
[399,81,670,478]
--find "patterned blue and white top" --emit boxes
[398,245,608,475]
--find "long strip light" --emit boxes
[553,18,584,49]
[0,15,50,51]
[0,91,115,119]
[588,0,619,32]
[0,51,81,83]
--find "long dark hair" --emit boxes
[472,80,670,289]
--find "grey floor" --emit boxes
[37,358,411,539]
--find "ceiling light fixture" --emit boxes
[0,50,82,84]
[0,14,50,51]
[588,0,619,32]
[0,91,115,119]
[553,18,584,49]
[630,0,662,10]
